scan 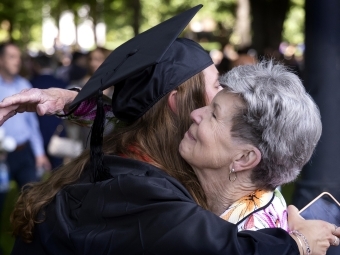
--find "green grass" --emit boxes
[0,182,19,255]
[281,182,296,205]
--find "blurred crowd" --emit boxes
[211,43,303,79]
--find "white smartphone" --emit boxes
[299,192,340,226]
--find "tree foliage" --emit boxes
[0,0,43,47]
[250,0,291,57]
[283,0,305,45]
[0,0,304,52]
[0,0,236,50]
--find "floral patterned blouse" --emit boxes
[62,98,289,233]
[220,189,289,232]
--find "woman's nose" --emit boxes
[190,107,204,124]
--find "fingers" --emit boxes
[332,224,340,247]
[333,224,340,235]
[0,93,26,107]
[0,111,17,126]
[36,104,47,116]
[332,224,338,234]
[331,236,339,246]
[43,158,52,171]
[20,88,29,93]
[36,102,61,116]
[0,88,40,107]
[287,204,300,215]
[287,205,304,229]
[0,89,43,126]
[287,206,339,254]
[324,223,340,246]
[0,88,69,117]
[36,155,52,172]
[0,105,18,126]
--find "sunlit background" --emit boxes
[0,0,304,60]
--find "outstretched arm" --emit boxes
[0,87,116,132]
[0,88,78,126]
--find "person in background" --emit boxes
[55,50,89,150]
[87,47,112,97]
[0,42,51,252]
[54,51,72,83]
[179,61,321,231]
[87,47,111,76]
[30,54,68,169]
[77,47,112,148]
[56,51,88,87]
[66,51,88,87]
[229,53,257,68]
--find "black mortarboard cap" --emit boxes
[70,4,212,115]
[69,4,213,182]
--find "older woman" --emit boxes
[179,61,321,232]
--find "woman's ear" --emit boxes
[233,146,261,172]
[168,90,178,114]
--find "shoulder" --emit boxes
[15,75,32,89]
[106,155,195,202]
[239,189,288,231]
[63,156,195,210]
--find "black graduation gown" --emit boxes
[12,155,299,255]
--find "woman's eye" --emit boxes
[212,112,217,119]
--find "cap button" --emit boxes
[128,48,138,56]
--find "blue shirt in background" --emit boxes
[0,75,45,157]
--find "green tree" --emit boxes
[250,0,291,57]
[282,0,305,45]
[0,0,237,50]
[0,0,43,48]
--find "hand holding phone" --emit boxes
[299,192,340,226]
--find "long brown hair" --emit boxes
[11,72,208,242]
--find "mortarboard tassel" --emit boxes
[90,90,112,182]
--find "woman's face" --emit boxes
[89,50,106,74]
[203,64,223,103]
[179,91,244,170]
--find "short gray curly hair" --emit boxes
[219,61,322,190]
